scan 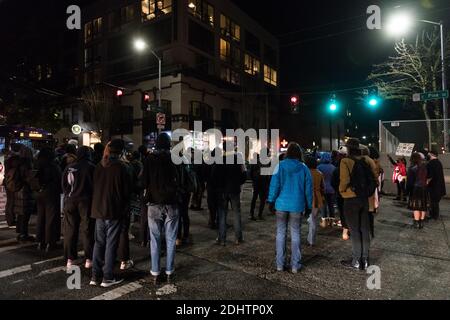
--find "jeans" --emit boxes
[344,197,370,260]
[307,208,320,245]
[321,193,335,218]
[217,193,242,243]
[276,212,302,270]
[148,204,179,276]
[92,219,122,281]
[63,199,95,261]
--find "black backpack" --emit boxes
[348,157,377,198]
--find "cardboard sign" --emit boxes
[395,143,415,157]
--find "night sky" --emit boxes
[1,0,450,142]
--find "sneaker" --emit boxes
[276,266,284,272]
[341,258,361,270]
[66,259,74,269]
[120,260,134,270]
[100,279,124,288]
[291,269,299,274]
[85,259,93,269]
[89,278,100,286]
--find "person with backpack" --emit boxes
[62,146,95,269]
[60,144,78,172]
[33,148,62,252]
[267,142,312,273]
[317,152,336,228]
[90,139,131,288]
[143,133,180,284]
[4,144,34,241]
[305,156,324,247]
[211,148,247,246]
[339,138,378,270]
[406,152,430,229]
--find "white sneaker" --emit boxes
[85,259,93,269]
[120,260,134,270]
[100,279,124,288]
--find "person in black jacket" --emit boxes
[62,146,95,269]
[205,148,220,229]
[249,149,271,221]
[143,133,180,284]
[212,149,247,246]
[427,148,446,220]
[90,139,131,288]
[33,148,62,252]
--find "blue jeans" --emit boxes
[217,193,242,243]
[147,204,179,276]
[307,208,320,245]
[276,212,302,270]
[92,219,122,281]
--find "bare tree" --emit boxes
[368,29,450,148]
[81,84,116,143]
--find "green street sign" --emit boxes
[413,90,449,102]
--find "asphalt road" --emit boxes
[0,183,449,300]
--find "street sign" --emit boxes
[391,122,400,127]
[413,90,449,102]
[395,143,415,157]
[156,113,166,125]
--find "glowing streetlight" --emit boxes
[385,12,414,36]
[133,38,148,52]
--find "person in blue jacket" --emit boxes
[267,142,313,273]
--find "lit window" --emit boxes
[264,65,277,86]
[142,0,172,21]
[244,54,260,76]
[220,66,240,86]
[84,17,102,43]
[220,38,230,61]
[188,0,214,27]
[220,14,240,42]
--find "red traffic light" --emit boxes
[116,89,124,97]
[290,96,299,105]
[144,93,151,102]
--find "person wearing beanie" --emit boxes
[90,139,131,288]
[62,146,96,269]
[142,133,180,284]
[426,148,446,220]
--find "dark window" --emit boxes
[141,18,173,48]
[189,101,214,130]
[188,20,214,55]
[264,44,277,66]
[195,54,214,76]
[107,35,131,61]
[245,31,260,57]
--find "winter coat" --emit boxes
[62,159,95,202]
[310,168,325,209]
[268,158,313,213]
[427,158,446,202]
[91,155,132,220]
[317,162,336,194]
[4,155,34,217]
[209,154,247,194]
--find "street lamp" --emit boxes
[386,12,449,151]
[133,38,162,112]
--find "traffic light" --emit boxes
[116,89,124,97]
[142,92,152,111]
[327,94,338,113]
[365,87,381,108]
[290,94,300,113]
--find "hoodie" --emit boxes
[91,154,131,220]
[317,152,336,194]
[62,147,95,202]
[268,158,313,213]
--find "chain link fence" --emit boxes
[379,119,450,154]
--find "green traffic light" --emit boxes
[368,96,380,108]
[329,103,337,111]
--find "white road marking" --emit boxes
[0,243,36,254]
[90,281,144,300]
[0,265,32,279]
[12,279,24,284]
[0,251,83,280]
[156,284,177,296]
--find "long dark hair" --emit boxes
[286,142,304,162]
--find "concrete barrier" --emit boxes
[379,153,450,199]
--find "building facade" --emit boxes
[71,0,280,149]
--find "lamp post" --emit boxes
[134,38,162,112]
[386,13,448,151]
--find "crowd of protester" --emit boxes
[1,134,447,287]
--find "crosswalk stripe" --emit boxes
[0,251,83,279]
[90,281,144,300]
[0,242,36,254]
[0,265,32,279]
